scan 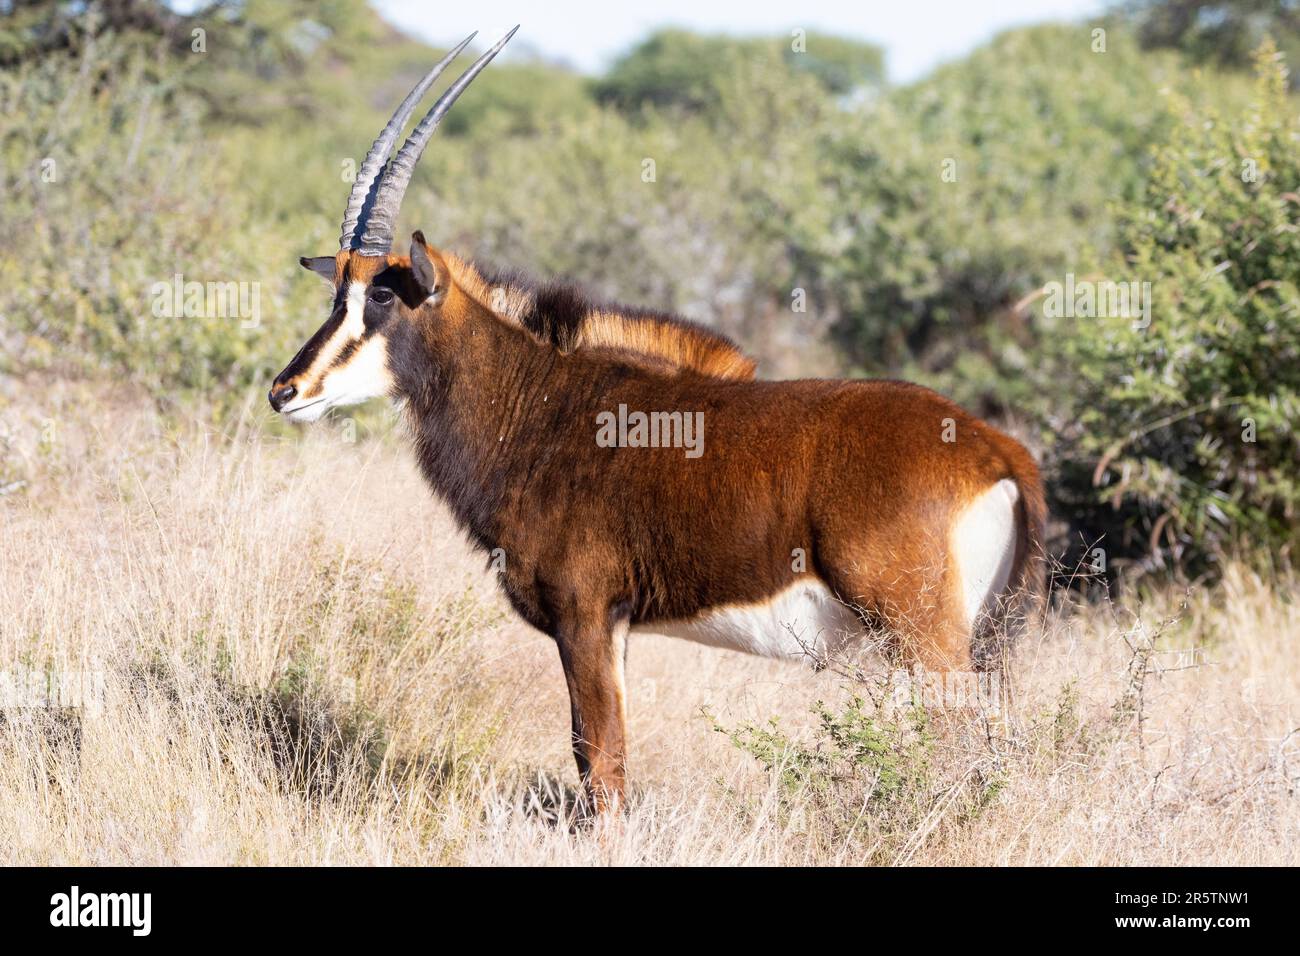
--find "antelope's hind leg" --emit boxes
[821,549,975,675]
[889,581,974,673]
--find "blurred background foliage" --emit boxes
[0,0,1295,584]
[1126,0,1300,74]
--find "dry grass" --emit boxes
[1,379,1297,865]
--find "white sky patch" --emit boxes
[375,0,1108,84]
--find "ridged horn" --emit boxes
[354,25,519,256]
[338,31,478,252]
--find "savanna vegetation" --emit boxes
[0,0,1296,863]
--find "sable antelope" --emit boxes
[270,28,1047,814]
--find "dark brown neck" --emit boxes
[392,286,565,549]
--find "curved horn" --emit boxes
[338,31,478,252]
[355,25,519,256]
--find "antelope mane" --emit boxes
[444,254,757,381]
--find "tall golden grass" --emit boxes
[1,380,1296,865]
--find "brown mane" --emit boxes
[443,253,758,381]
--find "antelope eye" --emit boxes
[369,287,395,305]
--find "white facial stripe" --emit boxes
[342,281,368,336]
[313,282,367,377]
[300,282,367,386]
[280,281,393,421]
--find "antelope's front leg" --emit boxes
[554,616,629,814]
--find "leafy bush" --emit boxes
[1126,0,1300,77]
[1041,42,1300,578]
[814,25,1255,406]
[0,26,336,406]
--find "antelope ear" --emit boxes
[409,231,447,299]
[299,256,337,284]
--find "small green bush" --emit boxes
[713,697,937,856]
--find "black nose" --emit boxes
[268,383,296,412]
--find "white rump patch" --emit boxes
[951,478,1020,630]
[633,579,861,661]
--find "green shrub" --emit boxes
[713,697,937,856]
[816,25,1247,406]
[1042,42,1300,578]
[0,39,259,393]
[1127,0,1300,77]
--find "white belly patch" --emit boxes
[633,579,863,661]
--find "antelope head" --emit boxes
[269,27,517,422]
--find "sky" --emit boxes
[376,0,1110,84]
